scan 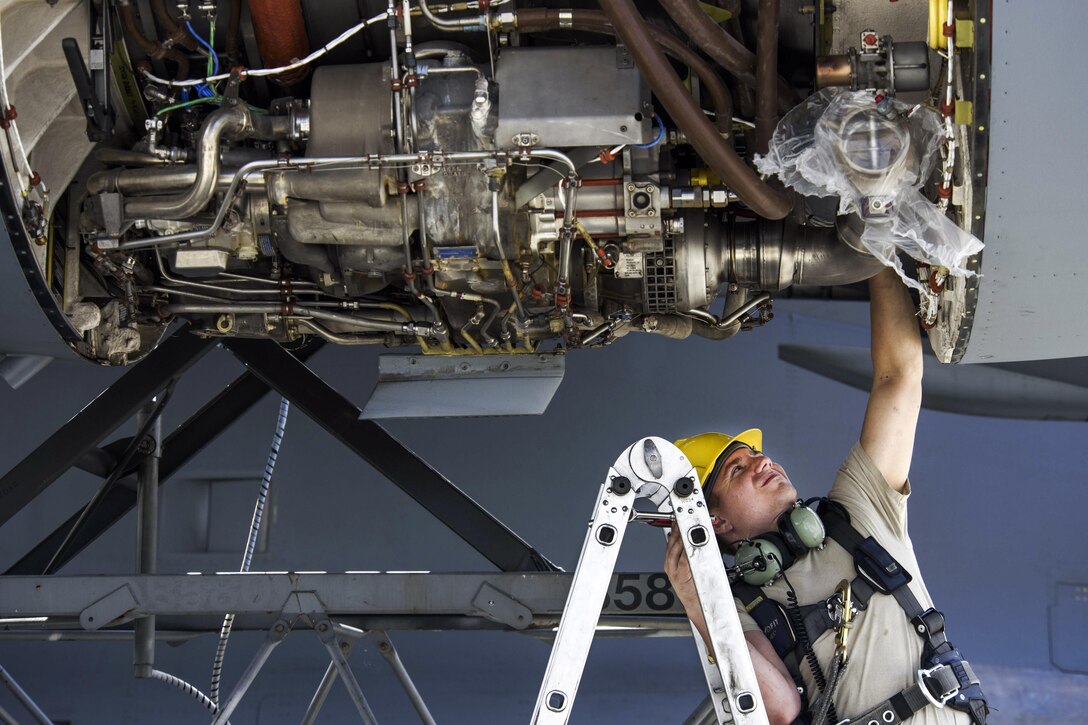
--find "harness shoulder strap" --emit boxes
[815,500,988,725]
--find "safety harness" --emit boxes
[733,500,989,725]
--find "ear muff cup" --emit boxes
[735,503,826,586]
[781,504,826,551]
[736,534,792,587]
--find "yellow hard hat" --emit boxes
[675,429,763,496]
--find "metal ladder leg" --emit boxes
[670,480,768,724]
[530,456,637,723]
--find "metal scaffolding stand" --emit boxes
[0,326,709,722]
[0,326,574,718]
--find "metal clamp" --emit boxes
[916,664,959,708]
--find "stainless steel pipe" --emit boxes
[125,106,251,219]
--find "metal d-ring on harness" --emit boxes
[816,502,989,725]
[733,500,988,725]
[810,580,852,725]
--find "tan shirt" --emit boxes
[735,444,969,724]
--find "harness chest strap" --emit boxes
[736,503,986,724]
[818,505,985,725]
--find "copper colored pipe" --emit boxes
[596,0,791,219]
[657,0,797,114]
[150,0,198,51]
[515,9,733,137]
[248,0,311,86]
[118,2,189,80]
[754,0,780,154]
[226,0,244,63]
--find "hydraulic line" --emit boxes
[657,0,797,114]
[117,0,190,80]
[754,0,780,154]
[597,0,791,219]
[210,397,290,707]
[150,0,199,51]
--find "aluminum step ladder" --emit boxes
[531,436,769,725]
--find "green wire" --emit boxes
[155,95,221,117]
[207,19,216,80]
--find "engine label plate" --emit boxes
[615,253,645,279]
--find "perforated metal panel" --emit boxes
[643,239,677,314]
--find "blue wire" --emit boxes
[185,21,220,76]
[633,114,665,149]
[185,20,220,98]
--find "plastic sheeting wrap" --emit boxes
[754,89,983,294]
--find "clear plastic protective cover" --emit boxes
[754,89,983,294]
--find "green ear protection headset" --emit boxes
[734,500,826,586]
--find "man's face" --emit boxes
[707,446,797,544]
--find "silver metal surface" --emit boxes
[361,353,565,418]
[133,400,161,679]
[496,47,651,149]
[124,106,251,220]
[301,663,338,725]
[211,622,287,725]
[368,631,437,725]
[958,1,1088,362]
[0,572,685,621]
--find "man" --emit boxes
[664,269,986,724]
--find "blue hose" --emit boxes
[633,114,665,149]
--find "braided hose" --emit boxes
[210,397,290,706]
[150,669,224,720]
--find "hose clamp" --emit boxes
[558,9,573,28]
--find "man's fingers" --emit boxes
[664,527,691,581]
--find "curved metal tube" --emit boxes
[597,0,792,220]
[295,320,386,345]
[688,292,771,329]
[124,107,251,219]
[419,0,485,30]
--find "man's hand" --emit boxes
[664,524,801,724]
[664,523,700,612]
